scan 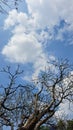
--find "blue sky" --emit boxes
[0,0,73,121]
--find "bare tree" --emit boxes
[17,60,73,130]
[0,60,73,130]
[0,65,25,130]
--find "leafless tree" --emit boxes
[0,60,73,130]
[0,65,25,130]
[18,59,73,130]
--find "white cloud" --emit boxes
[3,1,73,40]
[26,0,73,29]
[56,101,73,119]
[4,10,18,29]
[2,33,43,63]
[26,0,59,28]
[2,10,50,79]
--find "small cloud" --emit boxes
[4,10,18,29]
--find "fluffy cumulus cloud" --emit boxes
[2,33,43,63]
[2,9,50,79]
[25,0,73,43]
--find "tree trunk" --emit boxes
[11,124,14,130]
[18,115,39,130]
[18,108,55,130]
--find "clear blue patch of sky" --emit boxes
[46,39,73,63]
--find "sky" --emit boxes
[0,0,73,123]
